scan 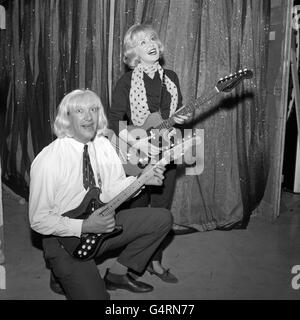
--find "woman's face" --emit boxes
[135,31,160,65]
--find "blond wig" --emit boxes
[53,89,108,138]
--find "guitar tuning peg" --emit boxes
[229,74,233,77]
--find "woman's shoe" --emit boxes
[171,223,199,235]
[147,263,178,283]
[216,220,245,231]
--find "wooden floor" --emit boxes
[0,186,300,300]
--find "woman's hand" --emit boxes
[173,106,192,124]
[143,163,166,186]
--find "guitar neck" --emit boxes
[154,68,253,130]
[155,88,219,130]
[97,135,196,216]
[98,168,155,215]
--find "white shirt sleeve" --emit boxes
[29,151,83,238]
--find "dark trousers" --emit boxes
[119,163,177,262]
[43,207,172,300]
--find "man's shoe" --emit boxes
[147,262,178,283]
[104,270,153,293]
[50,273,65,295]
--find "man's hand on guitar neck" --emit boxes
[119,129,160,158]
[80,163,165,235]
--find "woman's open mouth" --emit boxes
[148,48,157,55]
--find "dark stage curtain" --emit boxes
[136,0,270,230]
[0,0,136,197]
[1,0,270,231]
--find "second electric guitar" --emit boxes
[112,68,253,176]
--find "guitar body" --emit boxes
[57,188,123,261]
[113,112,180,176]
[142,112,165,129]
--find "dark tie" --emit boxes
[83,144,96,190]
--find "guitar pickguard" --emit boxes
[57,188,123,261]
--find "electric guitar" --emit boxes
[110,68,253,176]
[57,136,199,261]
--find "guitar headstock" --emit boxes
[216,68,253,93]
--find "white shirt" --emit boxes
[29,135,136,238]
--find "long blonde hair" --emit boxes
[53,89,108,138]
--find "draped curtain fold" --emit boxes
[134,0,270,230]
[1,0,270,231]
[1,0,116,196]
[0,161,4,289]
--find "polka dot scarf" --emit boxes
[129,62,178,126]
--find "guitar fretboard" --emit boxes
[97,166,155,216]
[155,88,219,130]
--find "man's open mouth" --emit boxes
[82,123,94,129]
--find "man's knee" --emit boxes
[151,208,173,233]
[161,208,173,227]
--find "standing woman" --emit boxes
[108,24,192,283]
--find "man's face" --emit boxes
[68,104,99,144]
[135,31,160,65]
